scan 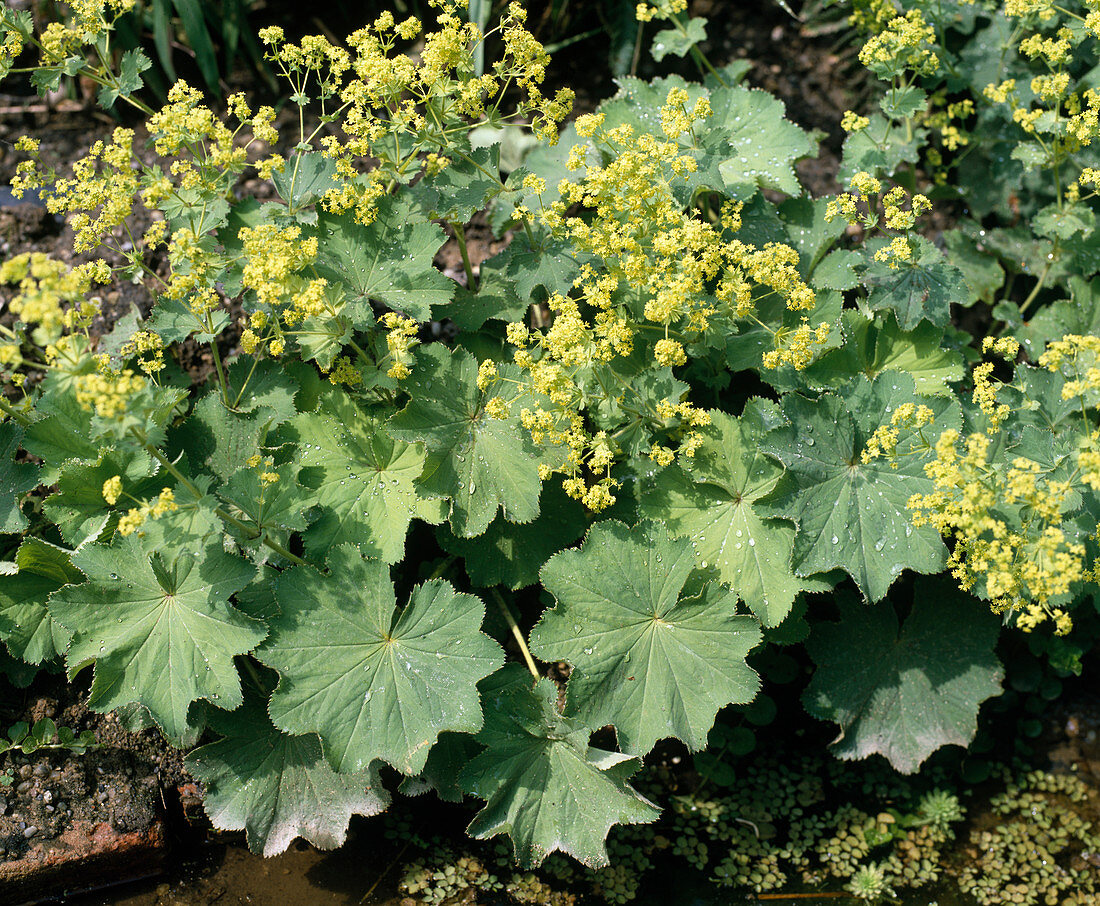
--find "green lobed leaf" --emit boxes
[0,423,38,533]
[639,401,820,627]
[804,311,964,398]
[597,77,813,200]
[217,462,310,540]
[312,196,453,324]
[129,472,222,552]
[803,580,1004,773]
[411,145,506,223]
[21,384,99,484]
[879,85,927,120]
[0,538,78,665]
[176,392,275,482]
[709,85,815,198]
[481,232,580,302]
[760,373,960,602]
[434,269,531,333]
[388,345,543,538]
[186,688,390,856]
[864,237,967,330]
[839,113,923,182]
[146,295,231,346]
[98,48,151,108]
[284,391,445,563]
[943,228,1005,307]
[260,545,504,775]
[273,151,338,210]
[460,664,661,868]
[1018,275,1100,354]
[1033,202,1095,241]
[650,18,708,62]
[438,481,588,590]
[531,520,761,756]
[225,358,303,425]
[48,535,263,741]
[43,448,156,548]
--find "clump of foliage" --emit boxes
[0,0,1097,893]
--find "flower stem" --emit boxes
[0,397,31,427]
[491,588,540,681]
[453,222,478,290]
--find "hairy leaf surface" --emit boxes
[186,689,390,856]
[388,345,542,537]
[43,448,155,547]
[864,237,967,330]
[312,197,453,324]
[260,546,503,774]
[531,521,761,756]
[761,373,959,601]
[285,392,444,563]
[0,538,78,664]
[640,401,817,626]
[48,536,262,740]
[806,311,964,397]
[804,581,1003,773]
[461,665,660,868]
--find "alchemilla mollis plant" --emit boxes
[0,0,1098,889]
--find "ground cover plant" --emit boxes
[0,0,1098,897]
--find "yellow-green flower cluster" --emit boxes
[841,111,870,133]
[762,320,832,370]
[74,366,146,420]
[18,128,139,253]
[862,402,934,466]
[847,0,899,33]
[246,454,280,487]
[635,0,688,23]
[498,89,820,508]
[1038,334,1100,400]
[922,96,975,153]
[102,475,122,505]
[237,224,320,315]
[119,329,165,375]
[827,176,929,269]
[857,10,940,79]
[118,488,178,538]
[903,333,1100,636]
[908,427,1081,635]
[254,1,570,225]
[326,356,362,386]
[0,252,110,348]
[382,313,419,380]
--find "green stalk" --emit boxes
[453,222,478,290]
[132,428,309,566]
[0,397,31,426]
[491,588,540,681]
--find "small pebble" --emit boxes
[23,826,37,838]
[16,781,32,795]
[42,791,52,803]
[32,763,48,778]
[18,765,32,780]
